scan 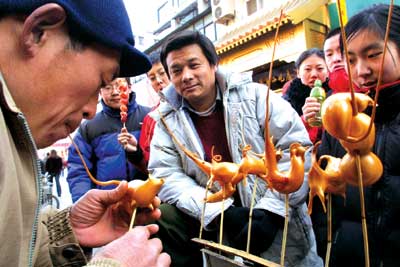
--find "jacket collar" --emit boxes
[159,68,253,112]
[0,71,20,115]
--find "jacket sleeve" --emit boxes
[148,111,233,228]
[254,91,313,216]
[125,113,155,174]
[66,130,95,203]
[39,207,123,267]
[301,115,322,144]
[35,207,87,267]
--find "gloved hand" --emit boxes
[224,206,284,255]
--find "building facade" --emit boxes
[133,0,384,95]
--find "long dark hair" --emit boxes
[342,4,400,53]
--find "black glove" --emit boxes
[224,206,284,255]
[224,206,250,233]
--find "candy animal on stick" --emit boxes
[307,141,345,214]
[68,135,164,215]
[158,111,277,203]
[115,176,165,214]
[321,93,383,187]
[322,93,374,145]
[158,112,266,201]
[264,137,307,194]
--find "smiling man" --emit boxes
[0,0,170,266]
[148,30,322,267]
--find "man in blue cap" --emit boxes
[0,1,170,266]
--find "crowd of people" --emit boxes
[1,1,399,267]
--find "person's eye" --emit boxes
[172,68,181,75]
[368,51,382,59]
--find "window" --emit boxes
[138,36,144,46]
[176,0,193,8]
[247,0,264,16]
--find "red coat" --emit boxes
[134,103,160,174]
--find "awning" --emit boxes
[215,0,328,54]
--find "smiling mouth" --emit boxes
[182,85,198,92]
[361,81,377,89]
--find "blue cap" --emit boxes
[0,0,151,77]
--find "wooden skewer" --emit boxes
[129,207,137,231]
[280,194,289,267]
[325,193,332,267]
[356,154,369,267]
[219,186,226,246]
[246,178,259,253]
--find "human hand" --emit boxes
[302,97,321,123]
[118,127,138,152]
[70,181,161,247]
[224,207,283,255]
[92,224,171,267]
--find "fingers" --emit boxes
[118,132,138,151]
[135,207,161,225]
[152,196,161,209]
[144,224,159,236]
[128,224,159,243]
[302,97,321,121]
[101,181,128,205]
[92,225,168,267]
[157,252,172,267]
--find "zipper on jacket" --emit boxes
[16,114,43,267]
[374,124,385,233]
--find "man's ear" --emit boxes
[21,3,67,57]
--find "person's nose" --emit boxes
[156,75,165,85]
[82,95,98,120]
[111,86,121,95]
[332,52,343,63]
[354,59,372,80]
[310,68,319,78]
[182,67,194,82]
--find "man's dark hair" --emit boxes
[324,27,341,42]
[160,30,219,77]
[65,26,92,51]
[295,48,325,69]
[147,50,162,65]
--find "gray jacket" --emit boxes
[149,70,322,266]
